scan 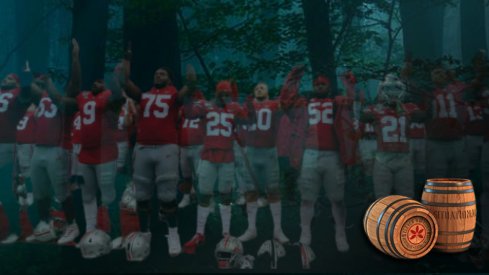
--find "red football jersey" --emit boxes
[0,88,28,143]
[178,104,205,147]
[76,90,118,164]
[136,86,179,145]
[34,93,64,146]
[464,101,485,136]
[186,100,248,163]
[71,112,81,145]
[367,104,418,153]
[426,82,467,140]
[16,110,36,144]
[305,98,338,150]
[245,100,281,148]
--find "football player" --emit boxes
[361,74,423,199]
[28,72,79,244]
[279,66,351,253]
[182,80,253,254]
[425,67,469,179]
[120,48,194,257]
[177,89,205,209]
[0,69,37,244]
[238,82,289,244]
[62,40,125,246]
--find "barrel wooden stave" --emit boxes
[421,178,476,253]
[364,195,438,259]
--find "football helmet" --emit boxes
[378,73,406,104]
[124,232,151,262]
[120,183,137,211]
[79,229,112,259]
[300,244,316,270]
[215,236,244,269]
[257,239,286,269]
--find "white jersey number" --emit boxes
[248,108,272,131]
[0,92,13,113]
[207,112,233,137]
[36,98,58,118]
[381,115,407,143]
[434,93,457,118]
[142,94,170,118]
[73,115,81,130]
[82,101,96,125]
[467,105,483,121]
[183,118,200,129]
[308,102,333,125]
[17,115,29,131]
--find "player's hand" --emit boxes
[124,41,132,61]
[72,39,79,58]
[186,64,197,83]
[23,60,31,73]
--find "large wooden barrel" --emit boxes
[364,195,438,259]
[421,178,477,253]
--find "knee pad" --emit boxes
[220,193,232,205]
[198,194,213,206]
[245,191,259,202]
[137,200,151,213]
[267,187,281,202]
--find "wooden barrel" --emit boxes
[363,195,438,259]
[421,178,476,253]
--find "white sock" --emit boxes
[168,226,179,236]
[246,201,258,231]
[269,201,282,232]
[196,205,210,235]
[83,199,97,232]
[219,204,231,235]
[300,203,314,233]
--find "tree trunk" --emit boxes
[72,0,109,91]
[15,0,50,74]
[301,0,337,93]
[123,0,181,90]
[460,0,487,65]
[400,0,444,61]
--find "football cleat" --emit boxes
[33,220,57,242]
[57,222,80,245]
[238,228,257,242]
[273,229,290,244]
[183,233,205,255]
[0,233,19,244]
[167,228,182,257]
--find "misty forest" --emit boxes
[0,0,489,273]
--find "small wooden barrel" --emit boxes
[364,195,438,259]
[421,178,476,253]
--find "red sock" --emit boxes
[97,206,111,233]
[50,208,67,234]
[0,204,10,240]
[120,208,140,237]
[19,209,33,239]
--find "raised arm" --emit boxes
[66,39,81,98]
[279,65,305,112]
[45,76,78,115]
[177,64,198,104]
[120,43,142,102]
